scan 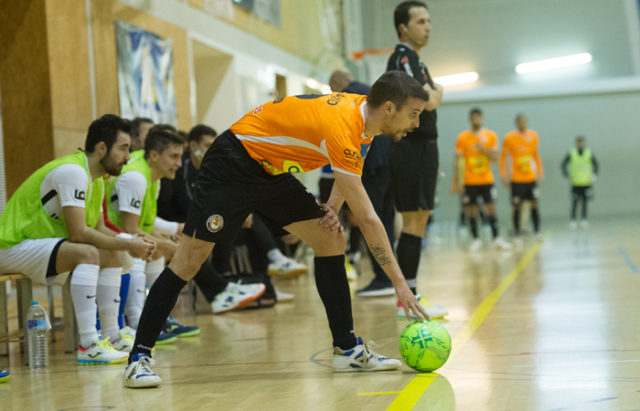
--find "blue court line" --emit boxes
[619,247,639,274]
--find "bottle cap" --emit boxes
[31,301,39,305]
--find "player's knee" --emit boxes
[75,244,100,266]
[99,249,122,268]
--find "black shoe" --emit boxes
[355,279,395,297]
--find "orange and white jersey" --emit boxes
[455,128,498,185]
[500,129,543,183]
[230,93,373,176]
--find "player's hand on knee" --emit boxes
[319,204,343,233]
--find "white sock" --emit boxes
[267,248,285,263]
[125,258,146,330]
[70,263,100,348]
[96,267,122,342]
[145,257,165,287]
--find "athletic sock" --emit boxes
[488,215,499,239]
[469,217,479,239]
[145,257,165,287]
[267,248,285,263]
[349,227,361,254]
[96,267,123,342]
[125,258,146,330]
[117,273,130,329]
[313,255,356,350]
[531,208,540,233]
[69,263,100,348]
[513,208,521,236]
[396,233,422,295]
[130,267,187,360]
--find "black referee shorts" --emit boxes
[389,137,439,212]
[183,130,325,244]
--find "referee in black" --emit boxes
[386,1,447,319]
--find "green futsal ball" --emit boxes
[399,320,451,372]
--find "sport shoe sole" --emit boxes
[213,287,267,314]
[268,267,307,278]
[77,356,128,365]
[356,288,395,297]
[155,334,177,345]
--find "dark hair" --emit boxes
[144,124,185,158]
[129,117,153,139]
[85,114,130,153]
[367,70,429,110]
[576,135,585,142]
[394,1,428,38]
[470,107,483,116]
[188,124,217,143]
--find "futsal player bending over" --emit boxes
[123,71,431,387]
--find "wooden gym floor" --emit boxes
[1,217,640,411]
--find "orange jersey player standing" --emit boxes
[454,108,511,252]
[123,71,435,388]
[499,113,544,245]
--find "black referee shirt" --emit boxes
[386,43,438,140]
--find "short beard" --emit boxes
[100,151,123,176]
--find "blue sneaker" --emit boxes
[355,279,395,297]
[164,316,200,338]
[155,330,177,345]
[123,353,161,388]
[0,370,10,383]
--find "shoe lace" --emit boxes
[97,337,117,352]
[136,356,156,373]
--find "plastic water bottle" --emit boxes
[26,301,50,370]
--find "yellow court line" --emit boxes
[385,241,543,410]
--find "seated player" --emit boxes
[453,108,511,252]
[0,115,155,364]
[123,70,431,387]
[106,125,199,343]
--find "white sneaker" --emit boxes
[469,239,482,252]
[493,237,512,251]
[211,281,266,314]
[396,295,448,320]
[268,257,307,278]
[111,329,135,352]
[123,354,161,388]
[569,220,578,230]
[77,337,129,365]
[580,220,590,230]
[333,337,401,372]
[275,287,294,302]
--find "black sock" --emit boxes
[313,255,356,350]
[396,233,422,295]
[488,215,499,239]
[513,208,521,235]
[469,217,478,239]
[531,207,540,233]
[349,227,361,254]
[129,267,187,361]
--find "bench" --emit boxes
[0,274,77,363]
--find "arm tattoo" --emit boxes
[371,246,392,267]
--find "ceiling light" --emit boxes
[516,53,592,74]
[433,71,479,87]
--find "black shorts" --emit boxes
[511,182,539,204]
[572,185,593,200]
[463,184,496,206]
[183,130,325,244]
[389,137,439,212]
